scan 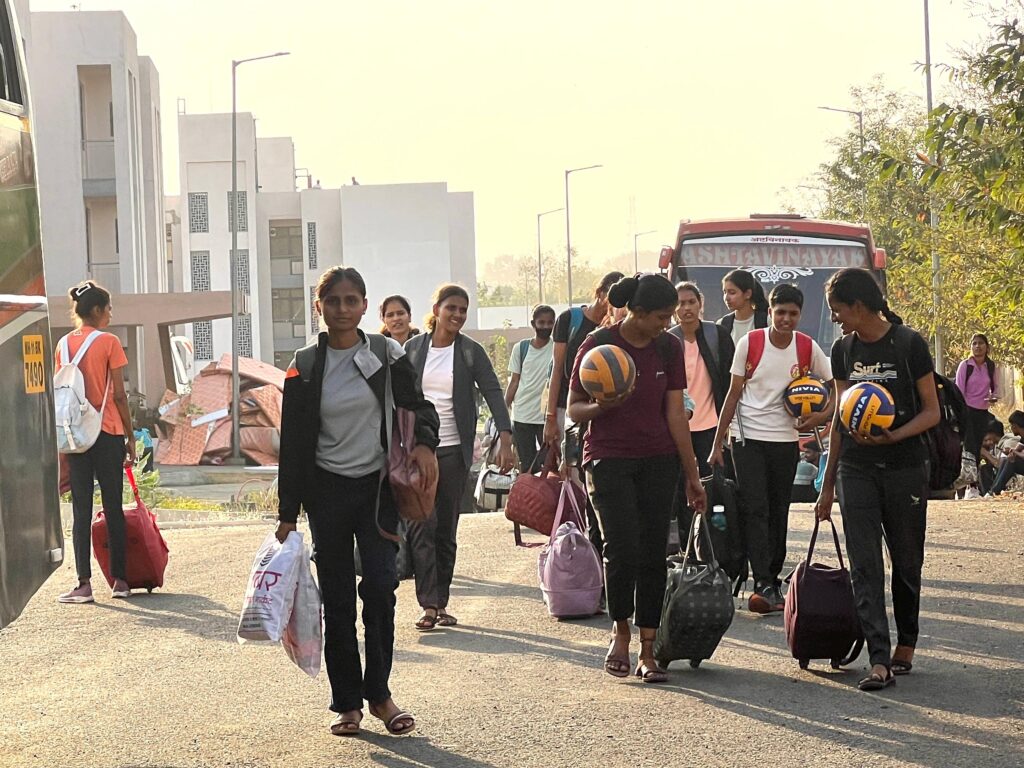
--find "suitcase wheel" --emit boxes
[830,658,842,670]
[656,658,670,670]
[689,659,702,669]
[799,659,809,670]
[147,588,154,593]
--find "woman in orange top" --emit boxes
[56,281,137,604]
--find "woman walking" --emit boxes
[404,284,515,630]
[276,267,440,736]
[56,281,136,604]
[955,333,999,499]
[815,268,939,691]
[716,269,769,346]
[568,274,706,683]
[379,295,420,346]
[710,284,833,614]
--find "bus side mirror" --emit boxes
[873,248,887,269]
[658,245,675,270]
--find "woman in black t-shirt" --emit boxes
[815,269,940,692]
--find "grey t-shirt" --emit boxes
[316,344,385,477]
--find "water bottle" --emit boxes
[710,504,727,532]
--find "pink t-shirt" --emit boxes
[570,324,686,463]
[683,338,717,431]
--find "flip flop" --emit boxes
[634,661,669,684]
[604,636,631,678]
[437,611,458,627]
[415,610,438,631]
[858,670,896,691]
[891,660,913,675]
[382,711,416,736]
[329,711,363,737]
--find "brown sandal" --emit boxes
[329,710,363,736]
[415,608,438,631]
[437,610,458,627]
[604,635,631,678]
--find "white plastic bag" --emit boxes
[237,530,303,643]
[282,547,323,677]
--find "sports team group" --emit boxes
[55,265,1018,737]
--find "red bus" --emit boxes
[659,214,887,351]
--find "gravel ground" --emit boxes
[1,501,1022,768]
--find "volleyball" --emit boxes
[784,376,829,418]
[839,381,896,436]
[579,344,636,402]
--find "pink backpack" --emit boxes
[537,481,604,619]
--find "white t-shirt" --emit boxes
[422,344,461,447]
[729,330,832,442]
[731,314,756,346]
[508,339,554,424]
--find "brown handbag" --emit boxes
[505,453,587,537]
[383,353,437,522]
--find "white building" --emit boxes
[26,9,168,392]
[175,111,477,370]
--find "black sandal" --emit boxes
[415,608,438,631]
[858,670,896,691]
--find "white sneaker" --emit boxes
[964,486,981,499]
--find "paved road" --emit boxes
[2,502,1022,768]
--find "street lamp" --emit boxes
[564,164,602,305]
[923,0,943,370]
[633,230,656,274]
[230,51,289,464]
[536,207,564,305]
[818,105,864,153]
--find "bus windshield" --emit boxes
[675,236,871,351]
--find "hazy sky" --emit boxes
[31,1,993,271]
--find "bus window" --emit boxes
[0,1,22,106]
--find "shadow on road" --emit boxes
[356,737,500,768]
[91,592,237,642]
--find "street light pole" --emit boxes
[229,51,289,464]
[633,230,656,274]
[923,0,943,370]
[818,105,867,219]
[536,207,564,305]
[564,164,602,306]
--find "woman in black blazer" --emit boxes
[403,284,515,630]
[276,267,439,737]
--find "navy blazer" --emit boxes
[404,332,512,467]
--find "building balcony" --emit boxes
[82,140,116,197]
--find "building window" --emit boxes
[310,286,318,334]
[270,221,302,278]
[193,320,213,360]
[238,315,253,358]
[188,192,208,233]
[307,222,318,269]
[228,191,248,233]
[190,250,210,291]
[234,249,250,296]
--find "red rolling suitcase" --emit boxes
[91,466,169,591]
[784,518,863,670]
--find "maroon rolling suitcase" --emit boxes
[784,518,863,670]
[91,466,169,592]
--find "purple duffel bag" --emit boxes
[537,480,604,619]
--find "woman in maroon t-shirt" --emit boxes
[569,274,706,683]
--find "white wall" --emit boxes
[256,137,295,193]
[139,56,166,293]
[447,191,478,330]
[341,182,466,333]
[253,190,301,362]
[300,188,343,336]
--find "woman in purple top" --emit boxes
[955,333,999,498]
[569,274,706,683]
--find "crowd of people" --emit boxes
[54,264,1018,735]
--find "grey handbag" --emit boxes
[653,512,736,669]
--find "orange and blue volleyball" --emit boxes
[839,381,896,436]
[784,376,829,418]
[579,344,636,402]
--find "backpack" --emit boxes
[841,326,966,491]
[54,330,110,454]
[668,321,719,368]
[562,306,586,379]
[744,328,812,379]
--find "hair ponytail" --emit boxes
[723,269,768,313]
[607,275,639,309]
[609,273,678,312]
[881,302,904,325]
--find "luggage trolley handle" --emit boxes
[124,465,145,510]
[805,517,846,572]
[681,510,718,571]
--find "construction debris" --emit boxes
[155,355,285,466]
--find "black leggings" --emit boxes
[837,461,928,668]
[67,431,126,582]
[586,454,679,629]
[962,406,991,461]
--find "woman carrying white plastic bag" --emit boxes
[238,530,304,643]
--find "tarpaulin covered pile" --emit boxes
[155,355,285,466]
